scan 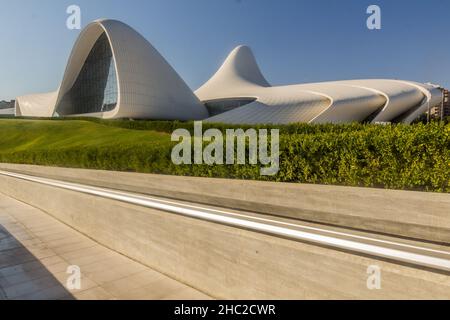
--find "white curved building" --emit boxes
[197,46,443,124]
[15,19,442,124]
[15,19,209,120]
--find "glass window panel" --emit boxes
[55,33,118,116]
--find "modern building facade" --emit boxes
[15,19,443,124]
[15,19,208,120]
[430,88,450,120]
[196,46,443,124]
[444,89,450,118]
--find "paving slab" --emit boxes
[0,193,211,300]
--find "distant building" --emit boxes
[430,88,450,120]
[0,100,15,116]
[443,89,450,118]
[0,100,15,110]
[0,100,9,109]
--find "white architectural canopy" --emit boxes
[197,46,443,124]
[15,19,442,124]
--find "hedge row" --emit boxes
[0,120,448,192]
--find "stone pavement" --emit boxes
[0,193,211,300]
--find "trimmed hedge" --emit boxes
[0,119,448,192]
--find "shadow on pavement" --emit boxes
[0,224,74,300]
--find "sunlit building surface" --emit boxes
[15,19,208,120]
[15,19,442,124]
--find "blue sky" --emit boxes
[1,0,450,100]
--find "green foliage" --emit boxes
[0,119,448,192]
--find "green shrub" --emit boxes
[0,119,448,192]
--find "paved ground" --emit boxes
[0,193,211,300]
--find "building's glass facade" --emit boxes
[55,33,118,116]
[204,98,256,116]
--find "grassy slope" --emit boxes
[0,119,171,152]
[0,119,176,173]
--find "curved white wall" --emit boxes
[16,19,209,120]
[15,91,58,117]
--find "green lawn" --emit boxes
[0,119,171,152]
[0,119,176,174]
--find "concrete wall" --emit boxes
[0,163,449,244]
[0,172,449,299]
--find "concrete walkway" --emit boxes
[0,193,211,300]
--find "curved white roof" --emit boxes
[196,46,442,124]
[16,19,209,120]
